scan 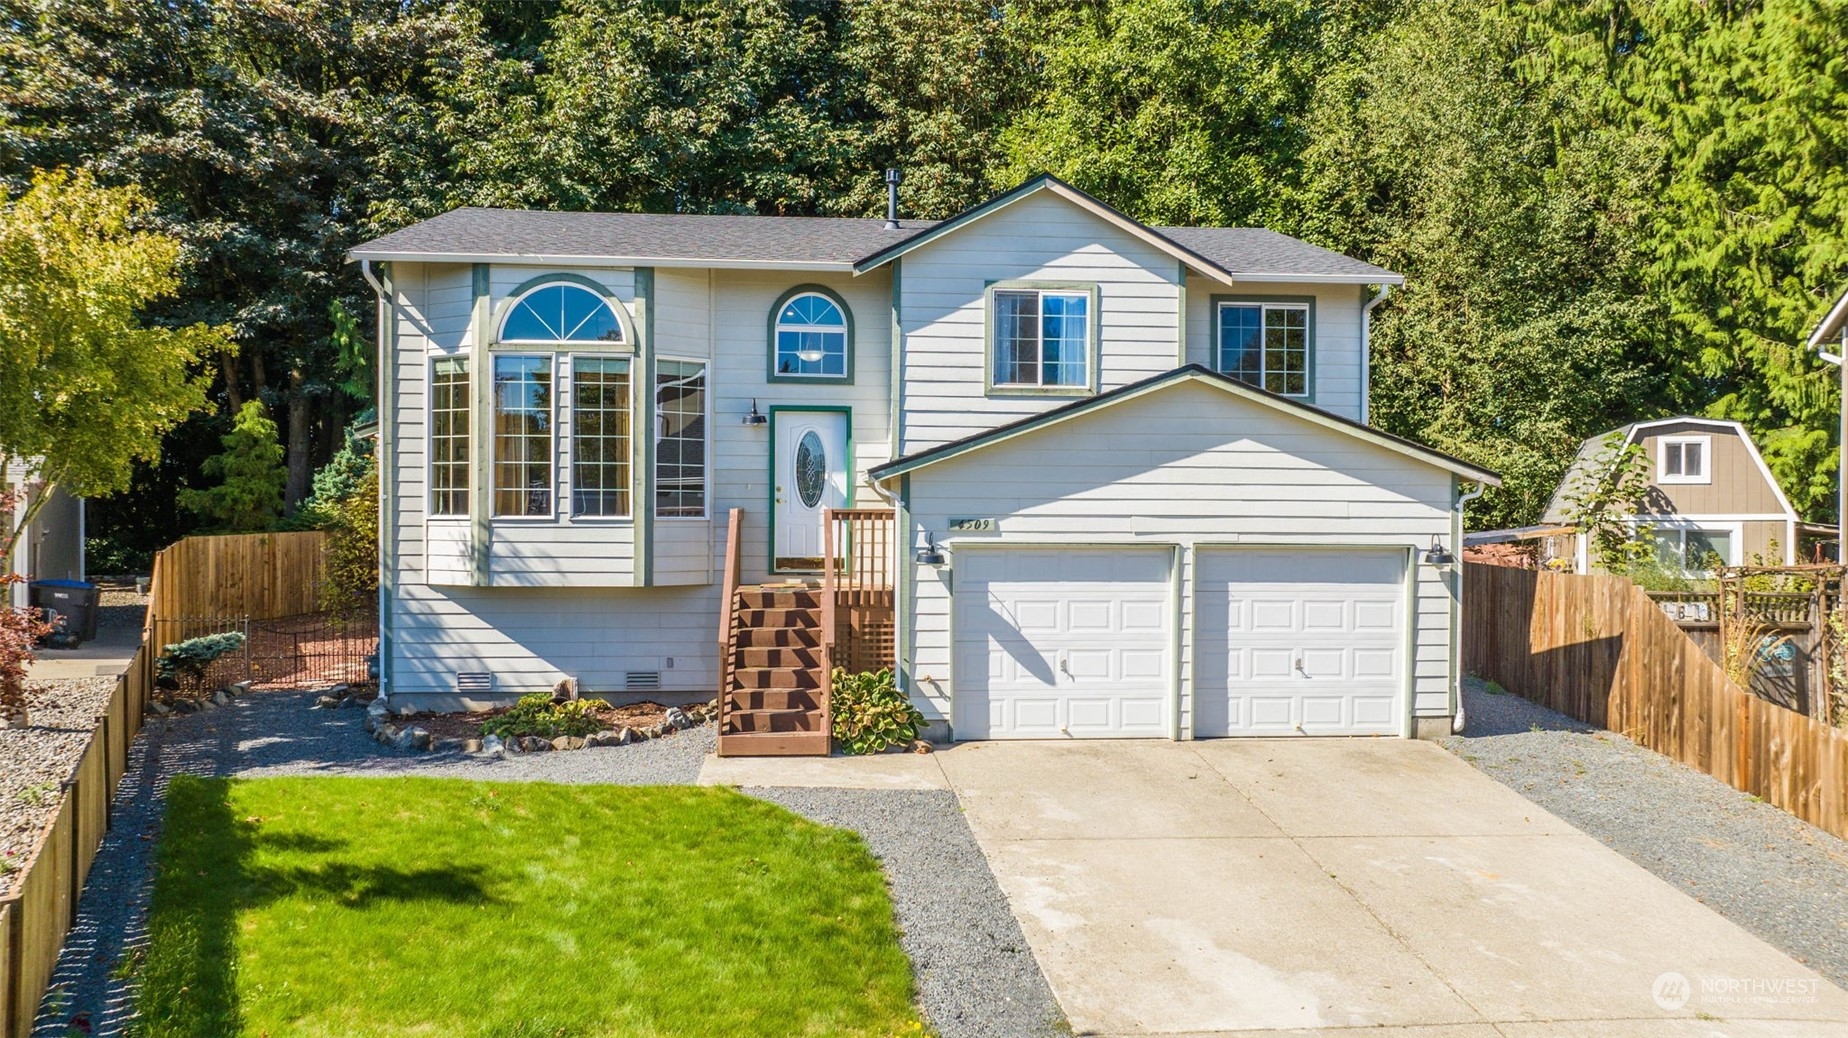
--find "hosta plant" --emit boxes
[830,668,925,756]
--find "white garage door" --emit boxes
[1195,548,1407,737]
[954,548,1173,739]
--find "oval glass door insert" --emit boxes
[795,430,826,508]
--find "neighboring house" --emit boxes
[1539,418,1807,574]
[348,173,1499,752]
[3,458,85,609]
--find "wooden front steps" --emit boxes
[717,584,831,757]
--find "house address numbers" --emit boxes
[948,517,997,532]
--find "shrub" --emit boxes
[156,631,248,690]
[480,694,608,740]
[829,668,924,755]
[319,466,379,621]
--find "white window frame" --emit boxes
[1638,519,1740,574]
[1657,435,1712,484]
[490,352,557,520]
[427,354,471,519]
[654,357,710,521]
[987,283,1096,394]
[1214,300,1312,398]
[497,281,627,346]
[566,354,634,521]
[771,289,852,381]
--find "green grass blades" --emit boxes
[132,776,923,1037]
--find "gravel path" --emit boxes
[33,690,1063,1038]
[1,676,118,892]
[1446,678,1848,991]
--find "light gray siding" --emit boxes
[900,380,1458,732]
[897,191,1184,453]
[1184,279,1367,422]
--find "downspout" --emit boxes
[1451,480,1487,734]
[1360,284,1393,426]
[359,259,390,697]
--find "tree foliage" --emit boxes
[179,401,286,533]
[320,465,378,622]
[0,169,227,558]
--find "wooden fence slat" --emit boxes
[1466,562,1848,842]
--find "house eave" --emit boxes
[1808,287,1848,348]
[344,251,859,272]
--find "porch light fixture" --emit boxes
[742,398,768,427]
[914,533,947,567]
[1422,536,1455,567]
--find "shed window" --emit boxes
[774,292,848,378]
[1658,436,1710,484]
[571,358,631,517]
[500,283,624,344]
[1217,302,1308,396]
[492,355,553,517]
[1653,527,1732,574]
[429,357,470,517]
[656,360,707,518]
[993,289,1088,388]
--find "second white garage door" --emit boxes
[953,548,1173,739]
[1195,548,1409,737]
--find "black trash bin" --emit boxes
[29,579,101,643]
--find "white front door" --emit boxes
[772,410,849,570]
[954,548,1173,739]
[1194,548,1408,737]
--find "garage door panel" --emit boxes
[954,548,1173,740]
[1196,548,1408,738]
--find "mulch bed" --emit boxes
[415,700,678,742]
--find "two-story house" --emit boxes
[349,174,1499,754]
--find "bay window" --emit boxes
[571,358,631,517]
[492,355,553,517]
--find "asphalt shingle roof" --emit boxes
[1153,226,1399,282]
[350,208,940,265]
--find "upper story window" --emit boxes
[1658,435,1710,484]
[992,287,1090,390]
[1216,300,1310,397]
[772,289,850,379]
[500,282,624,344]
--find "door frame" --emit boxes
[767,405,854,575]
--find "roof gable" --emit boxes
[1540,417,1797,523]
[868,365,1500,485]
[853,175,1239,284]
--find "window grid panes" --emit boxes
[492,355,553,517]
[429,357,470,517]
[500,283,624,344]
[1218,303,1309,396]
[774,292,848,377]
[571,357,631,517]
[655,361,707,519]
[993,289,1088,388]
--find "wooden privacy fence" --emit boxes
[1465,562,1848,841]
[1,530,329,1037]
[148,531,328,623]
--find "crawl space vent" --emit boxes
[454,672,493,694]
[625,671,662,692]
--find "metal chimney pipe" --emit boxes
[884,168,903,230]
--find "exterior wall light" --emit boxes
[914,533,947,567]
[742,399,768,426]
[1422,536,1455,567]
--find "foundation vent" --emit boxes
[455,672,493,694]
[624,671,662,692]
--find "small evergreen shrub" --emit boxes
[480,694,608,740]
[156,631,248,690]
[830,668,925,755]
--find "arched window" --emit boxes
[500,282,625,344]
[772,289,850,378]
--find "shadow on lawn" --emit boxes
[140,777,494,1037]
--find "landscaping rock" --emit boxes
[664,707,692,730]
[170,699,197,714]
[149,701,171,716]
[338,695,365,709]
[554,735,587,751]
[229,680,254,697]
[520,736,552,753]
[376,723,400,746]
[480,734,505,757]
[463,737,482,753]
[909,739,935,754]
[313,695,342,710]
[311,683,348,698]
[432,737,468,753]
[588,729,622,748]
[395,704,420,719]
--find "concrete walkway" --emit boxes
[27,621,139,680]
[700,739,1848,1037]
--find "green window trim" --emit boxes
[1210,293,1316,400]
[491,272,640,351]
[983,280,1101,399]
[766,283,856,384]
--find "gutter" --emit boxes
[1361,284,1393,425]
[1452,480,1487,734]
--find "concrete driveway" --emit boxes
[701,739,1848,1036]
[932,738,1848,1037]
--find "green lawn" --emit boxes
[133,776,925,1037]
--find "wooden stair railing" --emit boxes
[821,507,898,690]
[715,508,744,742]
